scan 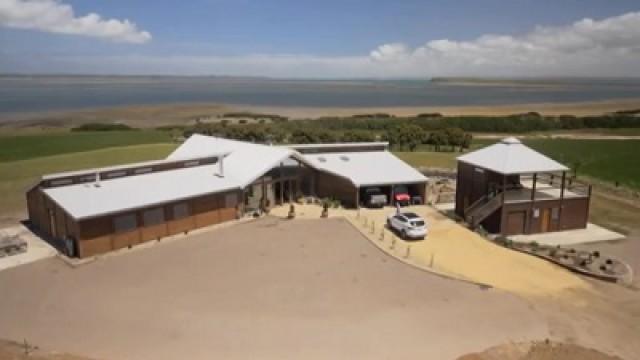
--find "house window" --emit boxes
[183,160,200,167]
[105,171,126,179]
[114,214,137,233]
[172,203,190,219]
[134,167,152,175]
[80,174,97,182]
[551,207,560,220]
[50,178,72,186]
[143,208,165,226]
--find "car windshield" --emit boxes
[403,212,420,219]
[411,220,425,227]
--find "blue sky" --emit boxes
[1,0,640,77]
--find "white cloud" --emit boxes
[369,11,640,77]
[0,0,151,43]
[369,43,409,62]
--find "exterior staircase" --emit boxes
[464,192,503,228]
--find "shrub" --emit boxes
[494,235,509,245]
[71,123,135,132]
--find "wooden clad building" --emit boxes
[27,154,242,258]
[455,137,591,236]
[27,135,428,259]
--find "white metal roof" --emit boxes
[457,137,569,175]
[168,134,305,187]
[44,163,239,220]
[303,151,427,187]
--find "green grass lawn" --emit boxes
[0,143,178,221]
[517,139,640,190]
[394,151,461,169]
[0,130,173,163]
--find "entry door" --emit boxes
[541,209,551,232]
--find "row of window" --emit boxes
[111,194,238,233]
[113,203,190,233]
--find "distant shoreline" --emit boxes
[0,97,639,129]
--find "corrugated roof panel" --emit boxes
[303,151,427,187]
[457,137,569,174]
[44,164,239,220]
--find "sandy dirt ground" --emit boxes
[271,205,640,359]
[0,218,552,360]
[272,204,589,296]
[236,98,640,118]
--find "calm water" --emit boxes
[1,76,640,114]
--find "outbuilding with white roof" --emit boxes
[455,137,591,236]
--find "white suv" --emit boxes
[387,212,428,239]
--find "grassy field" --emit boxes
[0,143,178,223]
[0,130,173,162]
[494,139,639,190]
[394,151,461,169]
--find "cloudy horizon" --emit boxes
[1,0,639,78]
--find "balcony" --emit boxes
[503,174,591,204]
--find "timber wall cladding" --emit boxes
[560,198,589,230]
[315,171,357,207]
[75,190,239,258]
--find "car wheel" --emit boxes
[401,230,407,239]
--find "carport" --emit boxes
[302,151,428,208]
[359,182,427,207]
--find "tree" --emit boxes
[461,133,473,151]
[444,127,465,152]
[386,124,424,151]
[428,130,448,152]
[341,130,376,143]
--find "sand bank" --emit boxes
[238,98,640,118]
[1,98,639,129]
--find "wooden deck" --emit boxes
[504,180,588,204]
